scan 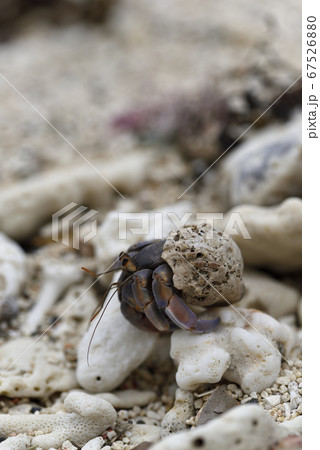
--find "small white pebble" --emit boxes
[276,376,290,385]
[227,384,238,391]
[233,389,243,397]
[291,396,302,410]
[260,390,268,399]
[264,395,281,408]
[185,417,196,426]
[269,410,277,419]
[82,437,104,450]
[297,403,302,414]
[146,410,161,420]
[288,382,301,409]
[281,393,290,402]
[282,370,295,381]
[118,410,129,420]
[62,441,77,450]
[241,397,253,405]
[279,384,287,394]
[111,441,125,450]
[194,399,203,409]
[152,401,162,409]
[107,430,117,441]
[283,402,291,418]
[132,406,141,415]
[288,381,298,392]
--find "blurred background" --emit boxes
[0,0,301,240]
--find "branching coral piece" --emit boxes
[0,392,116,449]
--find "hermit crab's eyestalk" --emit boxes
[119,252,137,272]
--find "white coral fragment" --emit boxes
[0,392,116,450]
[240,269,300,318]
[23,262,82,335]
[0,151,155,241]
[81,436,104,450]
[76,279,159,392]
[161,389,194,438]
[170,307,295,393]
[95,389,156,408]
[0,337,77,397]
[0,232,26,317]
[0,433,31,450]
[150,404,300,450]
[219,198,302,270]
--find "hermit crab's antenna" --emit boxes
[86,284,118,366]
[86,274,135,366]
[81,266,121,277]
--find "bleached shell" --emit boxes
[162,223,244,306]
[170,307,295,393]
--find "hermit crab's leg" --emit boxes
[120,297,159,333]
[132,269,171,332]
[121,282,142,310]
[152,264,220,333]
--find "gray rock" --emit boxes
[196,385,238,425]
[219,114,301,208]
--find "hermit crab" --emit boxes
[86,224,244,340]
[114,239,221,333]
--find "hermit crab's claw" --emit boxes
[132,269,172,332]
[152,264,220,333]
